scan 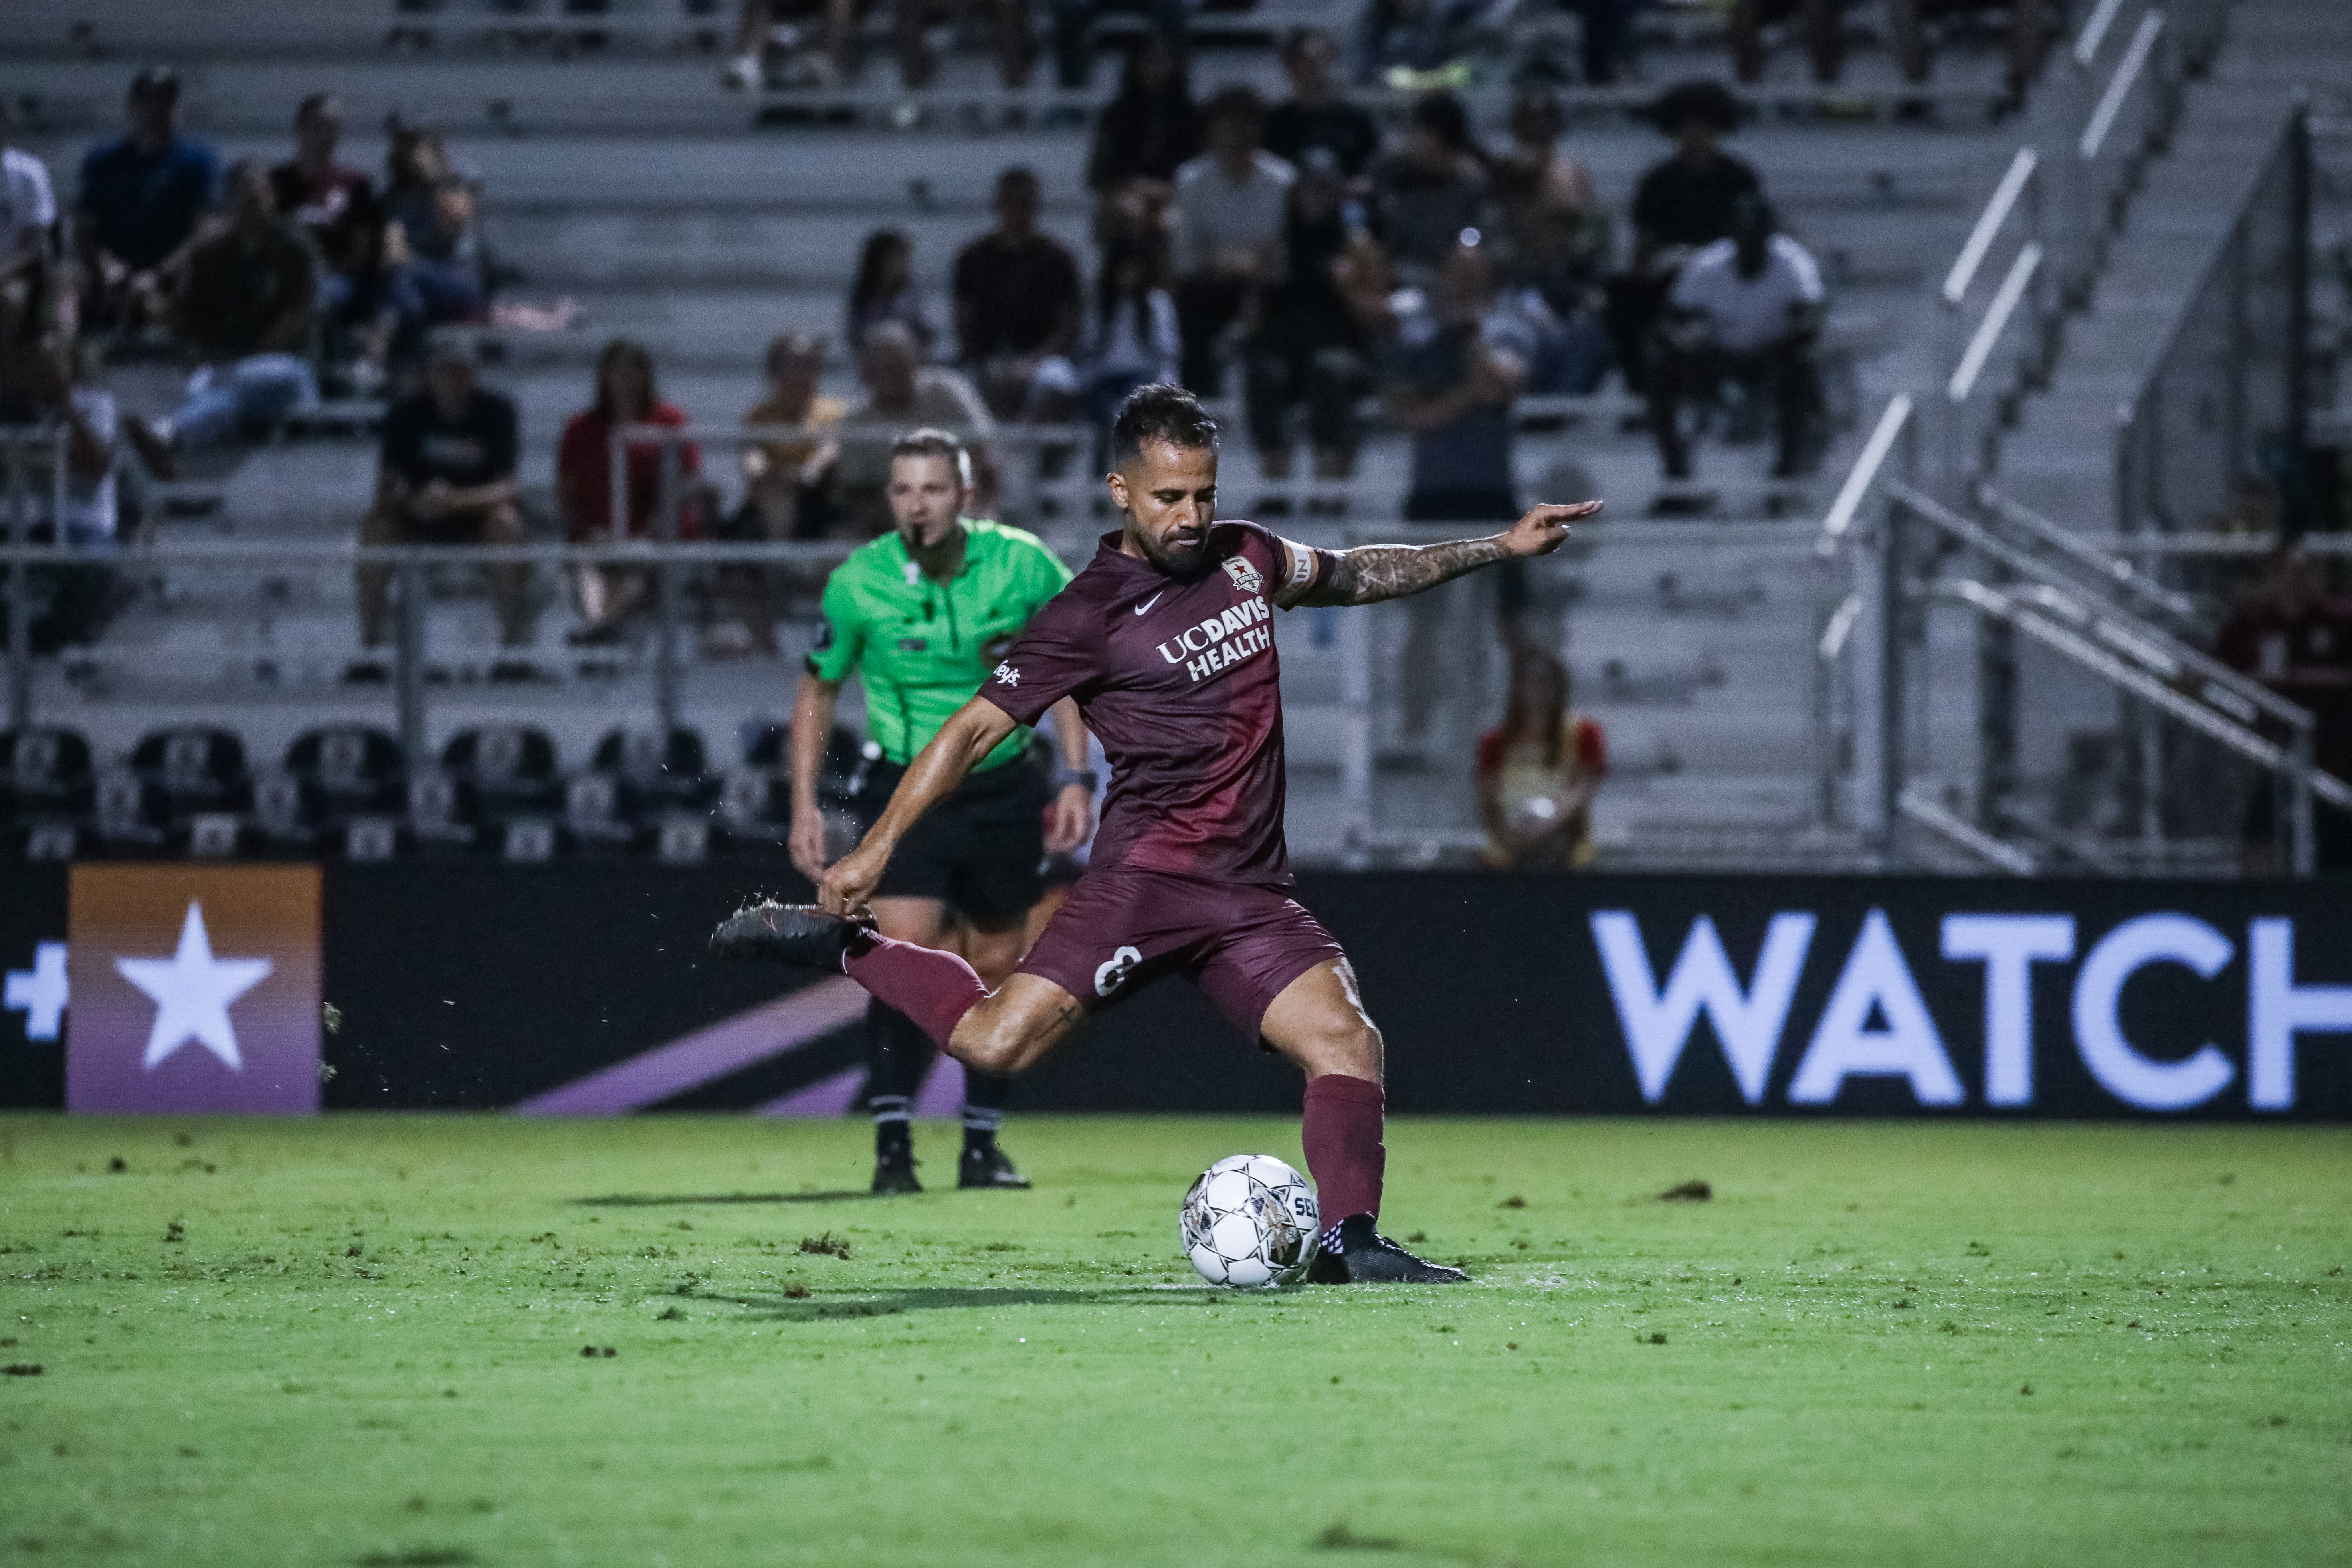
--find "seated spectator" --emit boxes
[1382,238,1525,728]
[1370,91,1489,286]
[0,334,121,649]
[1876,0,2054,107]
[381,127,489,370]
[1246,148,1370,495]
[270,93,390,380]
[557,339,705,645]
[1559,0,1639,86]
[1645,195,1823,487]
[1489,89,1611,395]
[2213,544,2352,873]
[160,160,319,449]
[0,102,63,342]
[894,0,1033,92]
[1084,36,1200,248]
[1476,647,1606,870]
[836,321,998,535]
[1352,0,1490,89]
[845,230,935,361]
[1730,0,1845,88]
[1049,0,1188,91]
[1081,238,1180,454]
[1608,80,1761,395]
[354,338,529,663]
[1170,87,1295,397]
[951,167,1082,422]
[713,333,847,656]
[720,0,856,90]
[1265,29,1382,184]
[74,67,220,334]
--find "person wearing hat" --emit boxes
[74,67,220,333]
[352,337,532,670]
[1606,79,1764,397]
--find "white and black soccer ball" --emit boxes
[1180,1154,1320,1288]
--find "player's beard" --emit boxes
[1139,523,1214,581]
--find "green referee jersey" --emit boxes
[806,519,1075,773]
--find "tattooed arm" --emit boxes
[1281,501,1603,608]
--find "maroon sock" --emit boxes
[841,933,987,1051]
[1301,1074,1385,1238]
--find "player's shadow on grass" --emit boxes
[718,1284,1211,1321]
[572,1190,876,1208]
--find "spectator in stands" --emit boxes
[1489,87,1611,395]
[1081,237,1180,444]
[1878,0,2055,109]
[1384,236,1525,725]
[1246,147,1370,498]
[160,160,320,449]
[844,230,935,361]
[0,103,63,343]
[271,93,390,382]
[711,333,847,656]
[0,334,119,546]
[382,128,489,368]
[1608,80,1762,396]
[1476,646,1606,870]
[2214,544,2352,872]
[557,339,705,645]
[1170,87,1294,398]
[354,338,530,664]
[1370,91,1489,285]
[75,67,220,334]
[1050,0,1188,91]
[837,321,998,534]
[1645,194,1823,488]
[1265,29,1382,184]
[952,167,1081,423]
[895,0,1034,92]
[1084,36,1200,249]
[721,0,857,90]
[1730,0,1845,89]
[1558,0,1638,86]
[1352,0,1489,88]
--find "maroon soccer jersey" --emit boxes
[984,522,1321,885]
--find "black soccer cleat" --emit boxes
[871,1152,922,1196]
[958,1143,1032,1190]
[708,899,870,969]
[1306,1214,1468,1285]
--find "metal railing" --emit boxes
[1,425,73,732]
[2114,102,2312,538]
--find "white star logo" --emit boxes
[114,902,273,1071]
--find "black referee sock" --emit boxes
[866,999,931,1160]
[962,1068,1013,1154]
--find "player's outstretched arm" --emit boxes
[1293,501,1603,608]
[817,695,1020,915]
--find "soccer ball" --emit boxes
[1180,1154,1320,1287]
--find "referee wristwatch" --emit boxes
[1051,766,1099,794]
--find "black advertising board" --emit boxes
[0,862,68,1108]
[2,865,2349,1120]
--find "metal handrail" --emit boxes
[1973,483,2200,621]
[2080,10,2166,161]
[1947,242,2043,403]
[1942,148,2040,306]
[1817,394,1913,555]
[2073,0,2133,66]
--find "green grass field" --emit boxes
[0,1115,2345,1568]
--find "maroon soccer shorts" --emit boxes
[1017,867,1346,1038]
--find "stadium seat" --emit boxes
[591,726,718,814]
[441,724,563,857]
[279,725,409,850]
[127,727,251,852]
[0,727,95,859]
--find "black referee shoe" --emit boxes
[708,900,870,968]
[1306,1215,1468,1285]
[871,1152,922,1196]
[958,1142,1031,1190]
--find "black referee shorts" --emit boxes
[858,756,1048,929]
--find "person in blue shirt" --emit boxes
[75,68,220,333]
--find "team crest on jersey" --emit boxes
[1222,556,1265,594]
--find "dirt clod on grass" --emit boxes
[1315,1522,1402,1551]
[1659,1180,1711,1202]
[1499,1195,1526,1209]
[580,1346,616,1358]
[106,1157,126,1173]
[798,1233,851,1259]
[780,1284,810,1299]
[3,1364,43,1376]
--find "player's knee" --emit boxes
[1306,1018,1382,1082]
[957,1018,1039,1078]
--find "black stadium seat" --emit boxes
[0,727,95,857]
[280,726,407,847]
[442,725,563,855]
[592,726,717,814]
[128,726,250,850]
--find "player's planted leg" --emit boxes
[865,1000,926,1194]
[1259,958,1467,1285]
[958,1069,1029,1189]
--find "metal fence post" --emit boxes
[653,438,681,739]
[2285,96,2312,537]
[1877,491,1906,863]
[1337,588,1373,871]
[2288,725,2316,877]
[395,549,426,768]
[3,434,31,731]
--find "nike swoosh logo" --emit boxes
[1133,592,1164,616]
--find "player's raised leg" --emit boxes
[1256,958,1467,1285]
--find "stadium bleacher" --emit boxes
[2,0,2342,871]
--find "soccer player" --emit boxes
[794,427,1097,1194]
[717,385,1598,1283]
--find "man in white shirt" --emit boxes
[1648,193,1825,484]
[0,101,61,336]
[1170,86,1295,396]
[835,323,1003,534]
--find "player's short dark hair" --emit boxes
[890,426,973,487]
[1111,384,1218,467]
[1652,79,1740,136]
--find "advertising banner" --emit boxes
[0,865,2346,1119]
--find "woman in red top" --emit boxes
[557,337,702,644]
[1475,645,1608,870]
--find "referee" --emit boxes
[791,428,1095,1193]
